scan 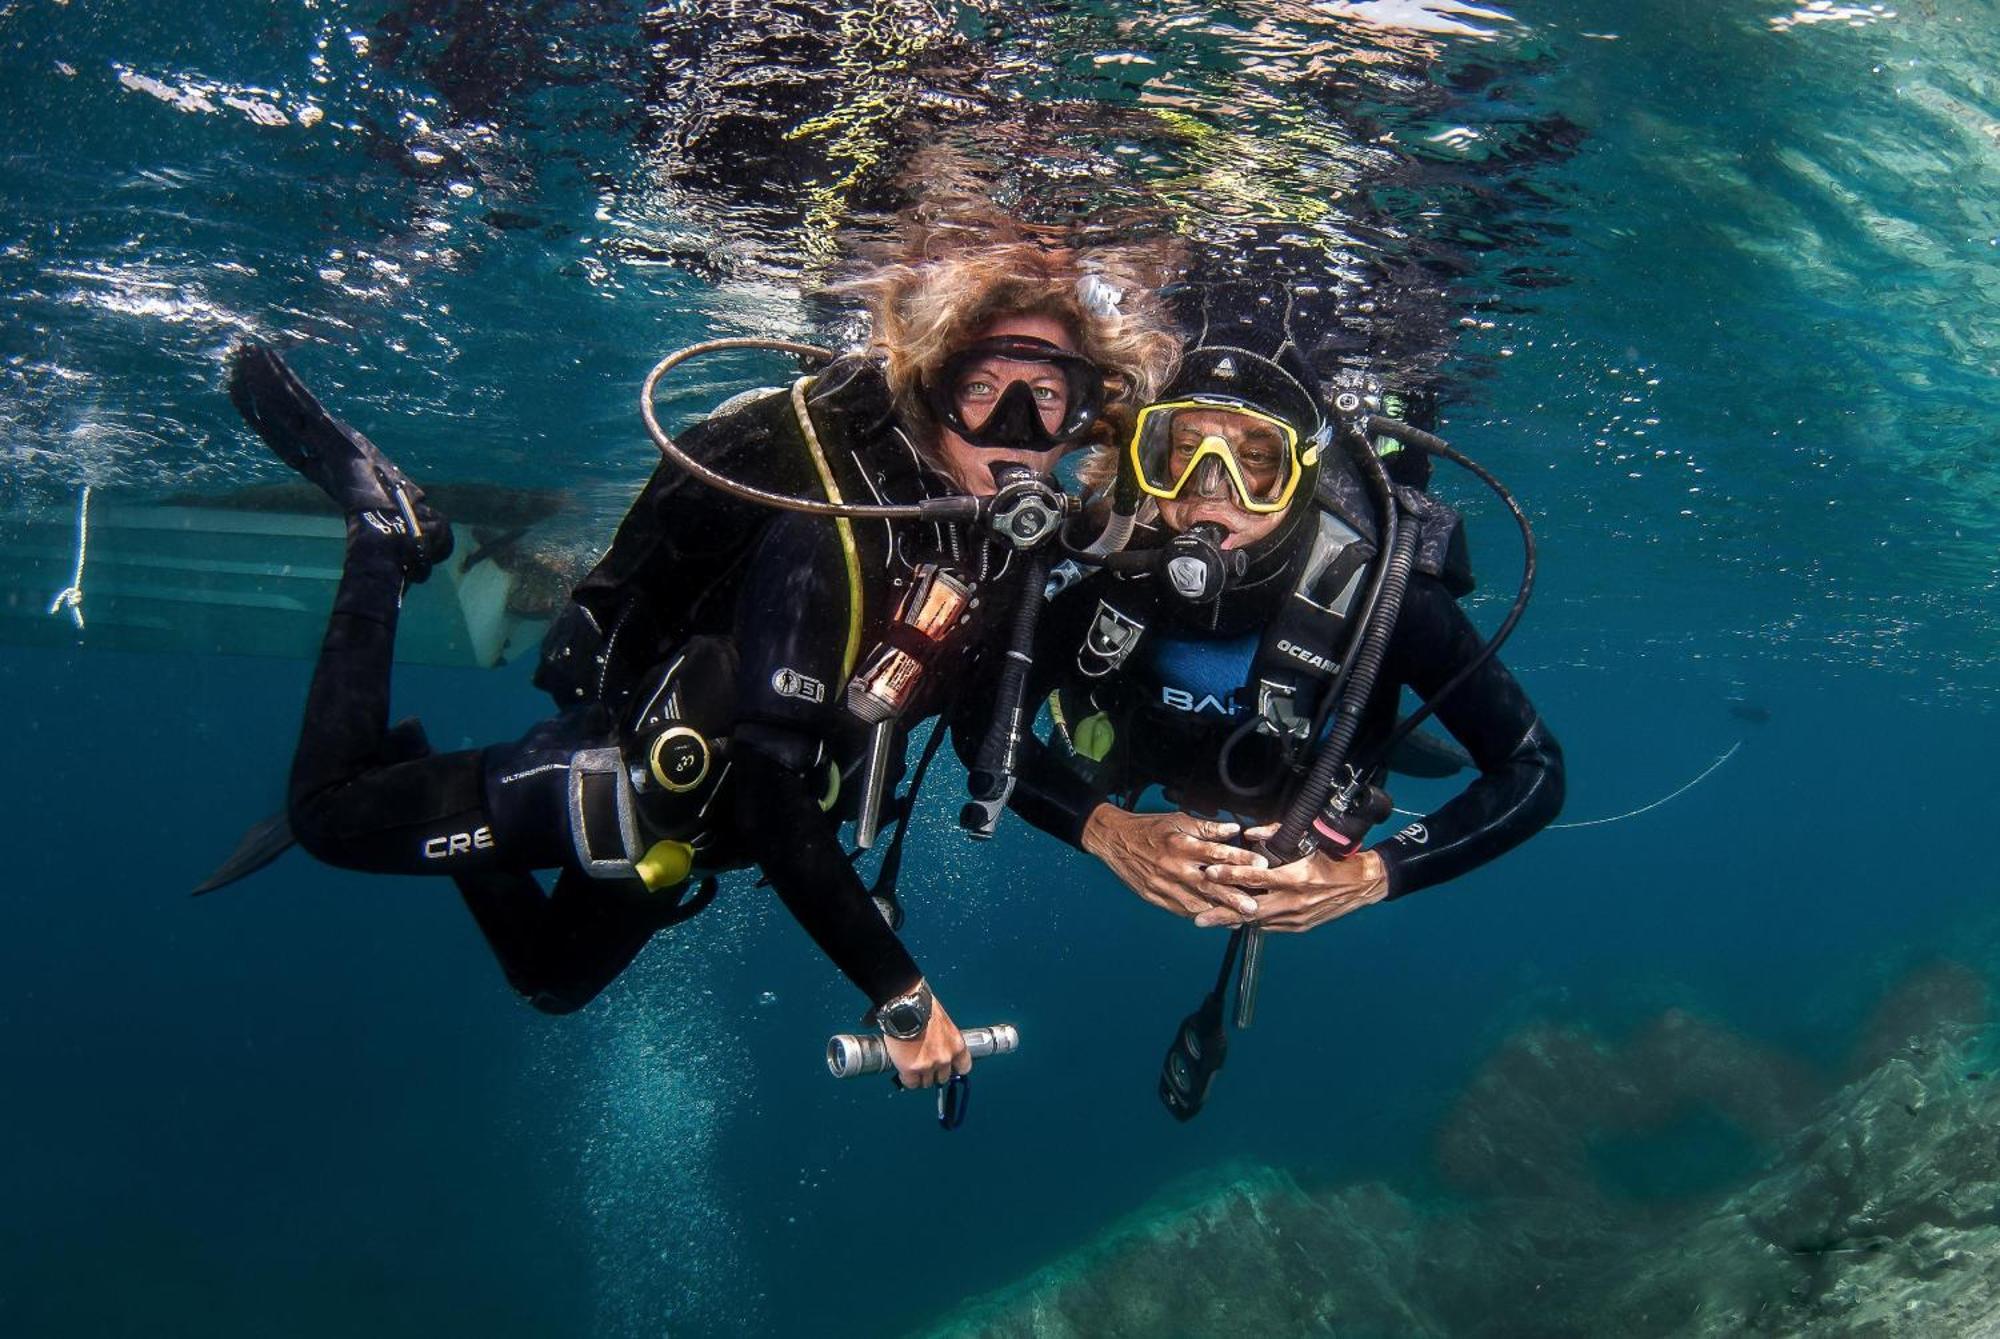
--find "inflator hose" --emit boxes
[1304,416,1402,744]
[1266,518,1421,859]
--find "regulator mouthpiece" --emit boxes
[1162,522,1245,604]
[983,463,1070,551]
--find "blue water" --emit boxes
[4,2,1998,1335]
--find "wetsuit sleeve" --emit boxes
[730,741,922,1007]
[1376,575,1560,903]
[1370,574,1564,897]
[726,512,922,1008]
[1005,741,1105,850]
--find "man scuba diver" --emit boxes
[234,227,1178,1091]
[1009,322,1565,1115]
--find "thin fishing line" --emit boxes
[1388,740,1743,830]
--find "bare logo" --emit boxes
[771,667,827,703]
[1393,822,1429,846]
[1162,685,1238,716]
[423,826,494,859]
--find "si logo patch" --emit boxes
[771,667,827,703]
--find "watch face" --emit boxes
[883,1001,926,1038]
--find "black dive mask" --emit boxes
[922,336,1107,451]
[1160,523,1247,605]
[977,380,1058,452]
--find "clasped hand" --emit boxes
[1080,806,1388,933]
[881,996,970,1090]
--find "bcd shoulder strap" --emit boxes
[1242,509,1375,760]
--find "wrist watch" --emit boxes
[872,979,934,1040]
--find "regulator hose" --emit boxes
[1262,412,1536,855]
[1362,415,1537,764]
[962,542,1054,838]
[640,337,978,523]
[1086,544,1158,574]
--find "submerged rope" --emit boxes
[46,484,91,631]
[1389,739,1743,831]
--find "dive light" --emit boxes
[825,1024,1021,1079]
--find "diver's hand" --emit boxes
[1080,805,1264,923]
[883,997,971,1090]
[1192,825,1390,932]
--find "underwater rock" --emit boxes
[1844,960,1990,1080]
[923,1168,1460,1339]
[1435,1008,1817,1201]
[922,964,2000,1338]
[1593,1043,2000,1336]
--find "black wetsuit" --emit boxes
[545,356,1041,1007]
[1006,512,1565,896]
[287,356,1016,1013]
[286,520,680,1012]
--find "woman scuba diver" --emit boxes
[234,225,1178,1090]
[1004,316,1565,1116]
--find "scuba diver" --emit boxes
[1007,315,1565,1117]
[233,229,1178,1091]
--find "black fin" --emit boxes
[227,342,453,575]
[193,717,425,897]
[192,812,296,895]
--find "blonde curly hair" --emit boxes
[832,211,1182,466]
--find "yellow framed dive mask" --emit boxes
[1127,396,1320,515]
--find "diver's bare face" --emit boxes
[1155,408,1287,550]
[936,313,1079,497]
